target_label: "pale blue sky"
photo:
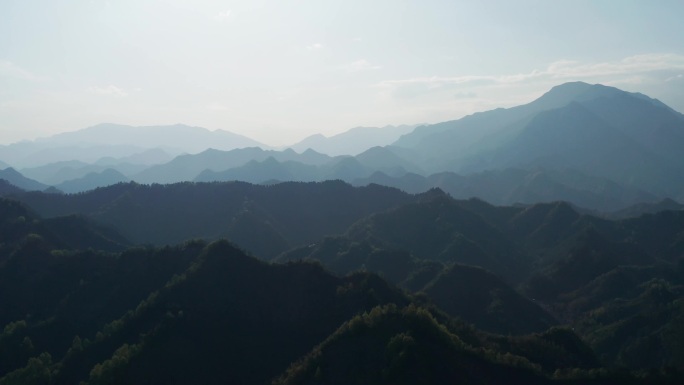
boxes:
[2,0,684,145]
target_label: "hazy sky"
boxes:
[2,0,684,146]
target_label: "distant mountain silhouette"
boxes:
[0,142,155,169]
[41,123,266,153]
[195,157,320,184]
[354,146,423,175]
[354,168,659,211]
[0,168,52,191]
[607,198,684,219]
[22,160,147,186]
[288,124,419,156]
[193,149,422,185]
[56,168,130,194]
[392,82,684,198]
[133,147,332,184]
[21,160,92,185]
[0,124,265,168]
[94,148,174,166]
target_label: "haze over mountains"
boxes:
[2,81,684,383]
[1,81,682,212]
[289,124,420,156]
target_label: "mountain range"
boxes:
[1,81,681,212]
[3,81,684,384]
[288,124,420,156]
[1,180,683,383]
[391,82,684,197]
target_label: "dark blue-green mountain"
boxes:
[0,168,52,192]
[353,168,658,212]
[392,82,684,198]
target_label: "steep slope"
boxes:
[422,264,558,334]
[274,305,609,385]
[275,236,438,288]
[0,179,24,196]
[346,192,528,282]
[0,234,618,385]
[461,102,679,195]
[0,168,51,192]
[391,82,612,164]
[354,146,424,176]
[33,240,411,385]
[276,236,557,335]
[0,197,130,261]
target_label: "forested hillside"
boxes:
[1,181,683,383]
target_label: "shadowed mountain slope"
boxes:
[0,168,51,192]
[7,181,414,259]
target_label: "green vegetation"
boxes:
[1,180,683,384]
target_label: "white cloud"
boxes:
[378,53,684,98]
[666,74,684,82]
[545,54,684,79]
[213,10,232,22]
[0,60,42,81]
[306,43,324,50]
[347,59,381,72]
[88,85,128,97]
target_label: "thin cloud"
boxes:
[88,85,128,97]
[306,43,324,50]
[379,53,684,94]
[347,59,382,72]
[0,60,42,81]
[213,10,232,22]
[666,74,683,82]
[545,54,684,79]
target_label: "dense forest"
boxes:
[1,180,683,384]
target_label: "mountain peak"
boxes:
[531,82,623,111]
[535,81,667,112]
